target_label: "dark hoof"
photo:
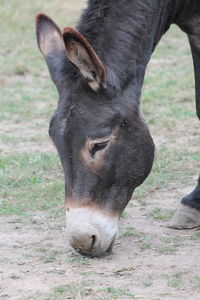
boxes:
[168,205,200,229]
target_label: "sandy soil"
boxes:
[0,146,200,300]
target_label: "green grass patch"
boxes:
[99,286,135,299]
[48,283,93,300]
[134,144,198,201]
[150,208,175,221]
[191,275,200,288]
[121,227,139,238]
[65,254,91,266]
[167,278,181,288]
[43,256,56,263]
[139,242,152,250]
[0,153,64,215]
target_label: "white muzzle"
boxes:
[66,207,118,257]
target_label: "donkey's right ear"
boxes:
[36,14,67,86]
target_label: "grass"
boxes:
[157,244,180,255]
[48,283,93,300]
[65,254,91,265]
[139,241,152,250]
[190,231,200,240]
[143,281,153,287]
[166,272,185,288]
[0,153,64,215]
[43,255,56,263]
[167,278,181,288]
[150,208,175,221]
[191,275,200,288]
[10,274,21,280]
[121,227,140,237]
[99,287,135,299]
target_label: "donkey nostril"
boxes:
[66,208,118,256]
[90,231,101,249]
[69,229,101,254]
[91,235,96,249]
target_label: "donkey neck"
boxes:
[77,0,181,96]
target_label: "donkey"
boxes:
[36,0,200,257]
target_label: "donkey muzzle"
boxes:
[66,206,118,257]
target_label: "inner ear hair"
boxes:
[63,27,105,90]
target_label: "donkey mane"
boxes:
[77,0,153,88]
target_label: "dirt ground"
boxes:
[0,132,200,300]
[1,188,200,300]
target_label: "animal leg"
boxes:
[168,28,200,229]
[169,176,200,229]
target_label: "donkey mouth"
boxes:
[73,233,117,258]
[105,233,116,253]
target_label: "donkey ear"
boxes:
[36,14,67,86]
[63,27,105,91]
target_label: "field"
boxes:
[0,0,200,299]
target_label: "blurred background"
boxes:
[0,0,86,213]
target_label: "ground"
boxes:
[0,1,200,299]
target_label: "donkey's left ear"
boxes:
[63,27,105,91]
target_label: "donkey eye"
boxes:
[90,141,109,157]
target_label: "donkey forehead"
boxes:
[60,100,122,127]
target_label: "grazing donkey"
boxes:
[36,0,200,257]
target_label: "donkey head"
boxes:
[36,14,154,257]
